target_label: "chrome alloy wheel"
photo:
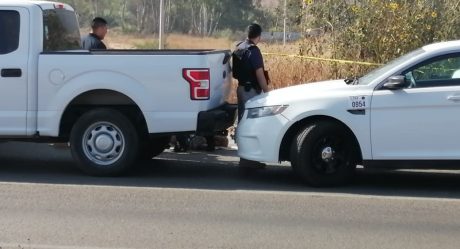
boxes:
[82,122,125,165]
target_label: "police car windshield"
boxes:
[358,48,425,85]
[43,9,81,51]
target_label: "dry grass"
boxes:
[104,30,234,50]
[165,34,235,50]
[260,41,335,89]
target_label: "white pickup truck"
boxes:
[0,1,236,175]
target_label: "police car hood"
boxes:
[246,79,354,107]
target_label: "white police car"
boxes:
[237,40,460,186]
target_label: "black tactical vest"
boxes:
[232,41,260,92]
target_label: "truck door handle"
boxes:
[447,95,460,102]
[1,68,22,78]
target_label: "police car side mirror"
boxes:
[383,76,407,90]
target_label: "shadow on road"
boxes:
[0,142,460,199]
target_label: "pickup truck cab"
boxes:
[0,1,235,175]
[237,40,460,186]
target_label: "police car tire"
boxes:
[70,108,139,176]
[290,121,358,187]
[139,136,170,160]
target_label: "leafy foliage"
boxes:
[297,0,460,63]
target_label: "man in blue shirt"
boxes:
[233,23,271,169]
[81,17,108,50]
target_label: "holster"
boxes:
[239,81,261,93]
[244,82,252,92]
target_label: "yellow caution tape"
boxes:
[262,52,383,66]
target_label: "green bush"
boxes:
[297,0,460,78]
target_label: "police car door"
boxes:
[371,53,460,161]
[0,8,28,135]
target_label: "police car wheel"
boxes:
[70,108,139,176]
[290,121,358,187]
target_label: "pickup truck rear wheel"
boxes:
[70,108,139,176]
[290,121,358,187]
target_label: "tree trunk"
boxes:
[121,0,127,30]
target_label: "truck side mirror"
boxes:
[383,76,407,90]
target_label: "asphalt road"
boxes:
[0,142,460,249]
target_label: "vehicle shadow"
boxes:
[0,142,460,199]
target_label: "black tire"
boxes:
[70,108,139,176]
[139,136,170,160]
[290,121,359,187]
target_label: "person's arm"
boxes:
[256,68,270,93]
[250,47,270,93]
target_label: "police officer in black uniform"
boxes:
[233,23,270,122]
[81,17,108,50]
[233,23,270,169]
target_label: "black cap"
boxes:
[247,23,262,39]
[91,17,108,29]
